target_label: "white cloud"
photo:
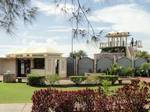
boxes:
[26,38,100,57]
[89,4,150,33]
[48,26,72,32]
[33,0,74,16]
[143,0,150,3]
[93,0,140,3]
[93,0,106,3]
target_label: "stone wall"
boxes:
[66,57,148,75]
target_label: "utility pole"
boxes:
[131,37,135,77]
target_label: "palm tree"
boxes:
[70,50,87,59]
[0,0,37,33]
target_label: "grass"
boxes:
[0,82,122,103]
[0,82,42,103]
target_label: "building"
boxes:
[0,47,67,77]
[94,32,142,61]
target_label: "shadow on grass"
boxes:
[28,83,126,88]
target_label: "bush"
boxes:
[27,74,46,86]
[140,63,150,77]
[101,80,111,93]
[69,76,87,85]
[85,74,118,85]
[109,64,122,75]
[32,81,150,112]
[119,67,134,77]
[85,74,100,84]
[109,64,134,77]
[98,75,118,85]
[46,74,60,85]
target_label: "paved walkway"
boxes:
[0,103,32,112]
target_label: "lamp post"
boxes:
[131,38,135,77]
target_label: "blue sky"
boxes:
[0,0,150,57]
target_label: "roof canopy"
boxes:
[106,32,130,38]
[7,47,62,58]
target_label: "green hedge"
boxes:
[46,74,61,85]
[86,74,118,85]
[97,75,118,84]
[27,74,46,86]
[69,76,87,85]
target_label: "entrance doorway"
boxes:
[55,59,59,75]
[17,59,31,77]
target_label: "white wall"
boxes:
[0,58,16,75]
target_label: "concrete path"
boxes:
[0,103,32,112]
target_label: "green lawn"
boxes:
[0,82,122,103]
[0,83,42,103]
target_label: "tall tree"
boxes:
[70,50,87,59]
[54,0,103,52]
[0,0,37,33]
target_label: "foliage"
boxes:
[0,0,37,33]
[85,74,102,84]
[27,74,46,86]
[110,64,133,76]
[114,80,150,112]
[32,80,150,112]
[139,63,150,77]
[109,64,122,75]
[70,50,87,59]
[101,80,111,94]
[46,74,61,85]
[141,63,150,70]
[97,75,118,85]
[102,47,126,53]
[85,74,118,85]
[119,67,134,76]
[0,82,122,103]
[54,0,103,45]
[69,76,87,85]
[136,51,150,58]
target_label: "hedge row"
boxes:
[27,74,46,86]
[32,80,150,112]
[69,75,118,85]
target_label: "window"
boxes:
[33,58,45,69]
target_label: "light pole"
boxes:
[131,38,135,77]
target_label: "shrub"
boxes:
[97,75,118,85]
[101,80,111,93]
[119,67,134,77]
[46,74,60,85]
[32,81,150,112]
[85,74,118,85]
[32,88,96,112]
[113,80,150,112]
[140,63,150,77]
[109,64,122,75]
[69,76,87,85]
[27,74,46,86]
[85,74,100,84]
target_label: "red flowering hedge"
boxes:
[32,80,150,112]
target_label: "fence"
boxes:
[66,57,147,76]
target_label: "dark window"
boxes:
[33,58,45,69]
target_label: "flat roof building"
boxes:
[0,47,66,77]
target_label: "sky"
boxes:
[0,0,150,57]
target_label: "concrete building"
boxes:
[0,47,67,77]
[94,32,142,60]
